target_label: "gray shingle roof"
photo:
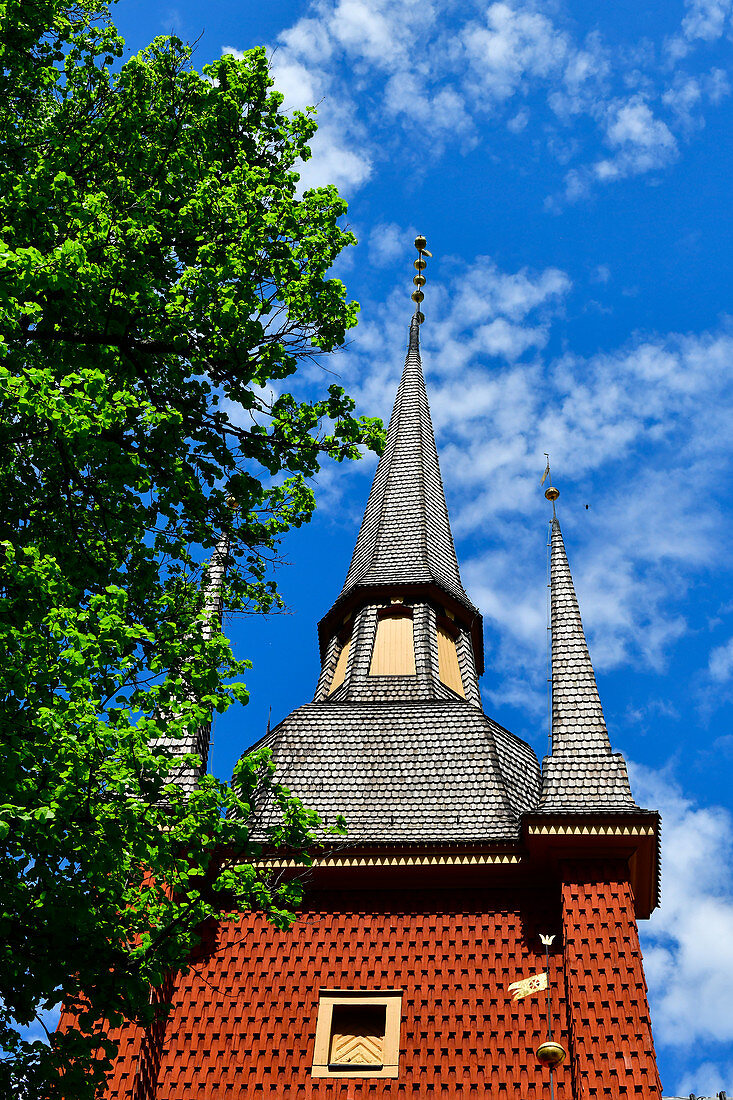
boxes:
[253,700,541,843]
[336,316,476,614]
[539,516,637,812]
[236,319,648,837]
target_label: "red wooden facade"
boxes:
[88,860,660,1099]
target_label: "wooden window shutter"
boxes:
[329,637,351,693]
[312,990,402,1079]
[437,623,465,696]
[369,613,416,676]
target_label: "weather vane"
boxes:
[412,234,432,324]
[541,453,560,513]
[507,932,567,1099]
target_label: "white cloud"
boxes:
[368,222,415,268]
[706,66,731,103]
[462,2,570,105]
[326,0,430,71]
[383,71,473,138]
[662,75,704,129]
[507,107,529,132]
[709,637,733,681]
[296,125,373,192]
[595,96,678,180]
[224,0,731,208]
[663,68,731,130]
[677,1059,733,1096]
[682,0,732,45]
[632,763,733,1093]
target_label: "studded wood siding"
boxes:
[97,887,573,1100]
[561,860,662,1098]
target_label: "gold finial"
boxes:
[412,234,432,324]
[536,1040,567,1067]
[540,453,559,505]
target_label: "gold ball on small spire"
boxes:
[411,289,424,303]
[545,486,560,502]
[414,234,427,251]
[536,1040,566,1067]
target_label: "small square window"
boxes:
[312,990,402,1078]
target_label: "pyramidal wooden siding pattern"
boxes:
[99,888,573,1099]
[561,861,663,1098]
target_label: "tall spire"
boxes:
[539,497,637,812]
[335,315,475,614]
[317,237,483,689]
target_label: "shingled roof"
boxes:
[240,313,648,842]
[254,701,541,843]
[335,316,476,615]
[241,315,542,844]
[538,515,638,812]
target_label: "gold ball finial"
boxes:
[414,234,427,251]
[545,485,560,502]
[536,1040,566,1067]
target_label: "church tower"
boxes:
[100,254,662,1099]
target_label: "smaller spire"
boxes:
[150,518,232,793]
[539,479,637,812]
[548,513,610,755]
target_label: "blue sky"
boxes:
[112,1,733,1094]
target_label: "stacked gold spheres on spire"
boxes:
[412,234,432,324]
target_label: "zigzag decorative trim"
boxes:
[255,852,524,869]
[527,824,655,837]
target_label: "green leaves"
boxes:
[0,2,382,1096]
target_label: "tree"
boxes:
[0,1,383,1094]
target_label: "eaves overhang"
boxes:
[317,581,485,676]
[223,816,660,913]
[522,810,661,920]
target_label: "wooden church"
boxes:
[99,258,662,1098]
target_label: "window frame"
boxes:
[311,989,402,1079]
